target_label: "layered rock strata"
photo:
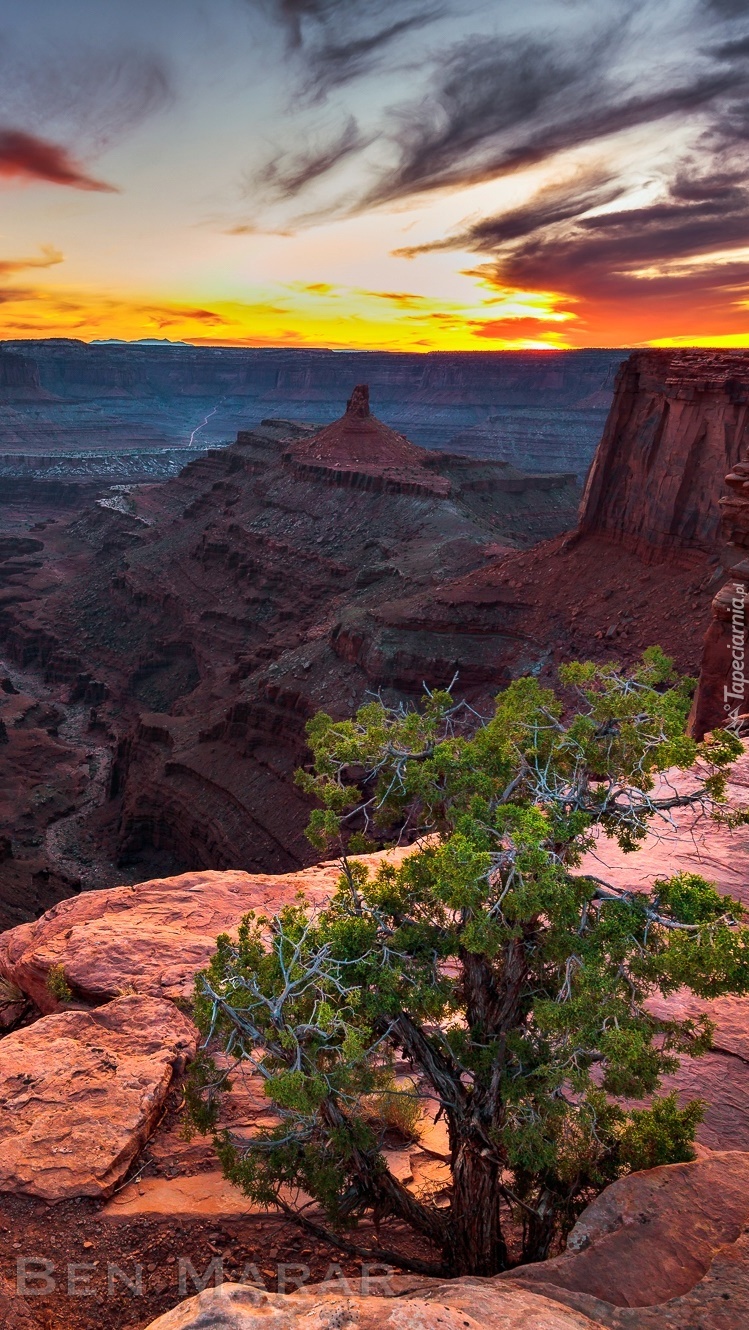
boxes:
[0,389,580,897]
[2,355,745,904]
[579,349,749,559]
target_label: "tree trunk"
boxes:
[447,1134,508,1275]
[521,1187,557,1264]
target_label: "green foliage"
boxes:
[46,963,72,1004]
[618,1093,704,1173]
[182,1050,226,1139]
[190,652,749,1275]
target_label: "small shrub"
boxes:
[46,964,72,1004]
[361,1074,422,1142]
[0,976,25,1008]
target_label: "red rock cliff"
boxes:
[579,349,749,558]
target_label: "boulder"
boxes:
[141,1280,606,1330]
[0,850,412,1012]
[0,994,196,1201]
[505,1151,749,1323]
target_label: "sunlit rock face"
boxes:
[0,995,196,1201]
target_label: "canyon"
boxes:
[1,345,749,1329]
[0,383,583,923]
[0,343,620,488]
[2,349,748,924]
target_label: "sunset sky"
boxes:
[2,0,749,350]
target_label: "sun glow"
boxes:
[0,271,581,351]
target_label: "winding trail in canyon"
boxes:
[187,397,225,447]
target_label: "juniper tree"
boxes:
[190,648,749,1276]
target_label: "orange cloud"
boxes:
[470,316,572,341]
[0,245,63,276]
[358,290,427,308]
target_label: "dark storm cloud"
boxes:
[452,164,749,308]
[256,115,370,200]
[301,11,443,102]
[359,32,749,208]
[257,0,341,48]
[0,129,117,191]
[256,0,418,46]
[236,0,749,336]
[252,29,591,208]
[710,33,749,56]
[398,163,749,263]
[705,0,749,16]
[252,13,749,216]
[250,0,442,100]
[395,170,623,256]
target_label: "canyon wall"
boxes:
[0,343,623,484]
[0,402,584,908]
[0,350,44,399]
[579,349,749,558]
[1,341,621,405]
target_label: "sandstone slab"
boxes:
[577,752,749,1152]
[579,747,749,906]
[653,1048,749,1150]
[648,988,749,1061]
[0,994,196,1201]
[631,988,749,1150]
[505,1151,749,1310]
[142,1279,606,1330]
[103,1171,255,1219]
[0,849,413,1013]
